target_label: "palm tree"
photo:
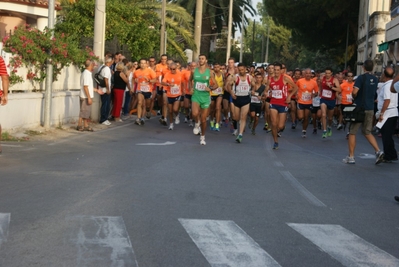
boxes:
[133,0,196,58]
[176,0,256,56]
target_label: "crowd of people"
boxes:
[78,53,399,164]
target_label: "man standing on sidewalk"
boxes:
[342,59,384,164]
[0,55,9,154]
[98,56,114,125]
[77,60,96,132]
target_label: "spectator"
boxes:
[98,56,114,125]
[111,62,130,122]
[77,59,95,131]
[0,56,9,154]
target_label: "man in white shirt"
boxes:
[377,67,398,162]
[98,56,114,125]
[77,60,96,131]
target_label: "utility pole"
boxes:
[160,0,166,55]
[239,7,245,63]
[43,0,55,128]
[92,0,106,122]
[264,24,270,63]
[225,0,233,64]
[251,20,255,64]
[193,0,203,60]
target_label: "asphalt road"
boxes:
[0,116,398,267]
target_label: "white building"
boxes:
[380,0,399,71]
[357,0,390,75]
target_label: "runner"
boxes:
[296,68,319,137]
[226,63,254,143]
[319,67,341,138]
[249,72,266,135]
[223,58,236,127]
[133,58,157,125]
[267,63,298,149]
[209,62,224,132]
[183,62,197,126]
[162,62,184,130]
[155,54,169,124]
[263,64,274,132]
[337,71,354,132]
[190,54,217,145]
[289,67,301,129]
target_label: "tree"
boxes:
[262,0,359,67]
[176,0,256,56]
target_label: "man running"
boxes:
[267,63,298,149]
[296,68,319,137]
[190,54,217,145]
[226,63,254,143]
[249,72,266,135]
[183,62,197,126]
[156,54,169,124]
[223,58,236,127]
[134,58,157,125]
[209,62,224,131]
[319,67,341,138]
[162,62,183,130]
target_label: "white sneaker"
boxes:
[232,129,238,136]
[102,120,111,125]
[175,116,180,125]
[169,123,174,130]
[188,120,193,127]
[193,123,201,135]
[200,136,206,145]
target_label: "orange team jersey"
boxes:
[296,78,319,105]
[181,69,192,95]
[134,68,156,93]
[163,72,183,97]
[340,81,354,105]
[155,63,169,85]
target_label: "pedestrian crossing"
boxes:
[1,214,398,266]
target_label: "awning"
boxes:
[378,42,389,52]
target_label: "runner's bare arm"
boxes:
[332,78,341,92]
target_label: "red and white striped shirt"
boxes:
[0,56,8,76]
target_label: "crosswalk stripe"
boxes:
[179,219,282,267]
[67,216,139,267]
[0,213,10,247]
[288,223,399,267]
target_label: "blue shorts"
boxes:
[270,104,288,113]
[233,96,251,108]
[168,96,181,104]
[185,94,192,100]
[320,98,336,110]
[211,95,222,101]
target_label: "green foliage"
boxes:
[2,25,98,86]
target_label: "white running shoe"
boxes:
[102,120,111,125]
[188,120,193,127]
[169,123,174,130]
[232,129,238,136]
[175,116,180,125]
[200,136,206,145]
[193,123,201,135]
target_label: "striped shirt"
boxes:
[0,56,8,76]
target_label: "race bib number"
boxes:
[213,87,223,94]
[251,96,261,103]
[171,85,180,95]
[140,82,150,92]
[195,82,207,91]
[312,96,321,106]
[346,94,353,102]
[272,90,283,99]
[236,85,250,94]
[301,92,311,101]
[322,89,332,98]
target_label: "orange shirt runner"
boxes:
[340,81,354,105]
[134,68,156,93]
[296,78,319,105]
[162,71,183,98]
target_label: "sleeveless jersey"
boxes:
[251,84,266,104]
[320,76,336,100]
[269,75,288,106]
[211,73,224,96]
[193,68,210,93]
[234,74,251,96]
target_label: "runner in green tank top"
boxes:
[190,54,217,145]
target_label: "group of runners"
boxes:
[121,54,357,148]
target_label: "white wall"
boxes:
[0,91,80,130]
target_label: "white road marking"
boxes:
[279,171,326,207]
[179,219,281,267]
[67,216,138,267]
[0,213,10,247]
[136,141,176,146]
[288,223,399,267]
[1,144,22,147]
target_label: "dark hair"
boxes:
[274,62,282,69]
[364,59,374,72]
[139,58,147,63]
[237,63,246,68]
[199,54,207,59]
[325,67,333,72]
[213,62,220,66]
[228,57,235,62]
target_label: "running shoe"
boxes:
[317,121,322,129]
[266,128,272,133]
[236,134,242,143]
[140,118,145,125]
[193,124,201,135]
[224,118,229,127]
[102,120,111,126]
[210,121,215,131]
[291,123,296,129]
[168,123,174,130]
[312,128,317,135]
[215,123,220,132]
[184,117,188,123]
[375,151,385,165]
[342,156,355,164]
[232,129,238,136]
[135,119,141,126]
[277,131,282,137]
[200,135,206,145]
[322,131,327,138]
[337,124,343,130]
[327,127,332,137]
[175,116,180,125]
[302,130,306,138]
[251,128,256,135]
[248,120,254,130]
[273,142,279,150]
[146,112,151,119]
[263,123,268,130]
[188,120,194,127]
